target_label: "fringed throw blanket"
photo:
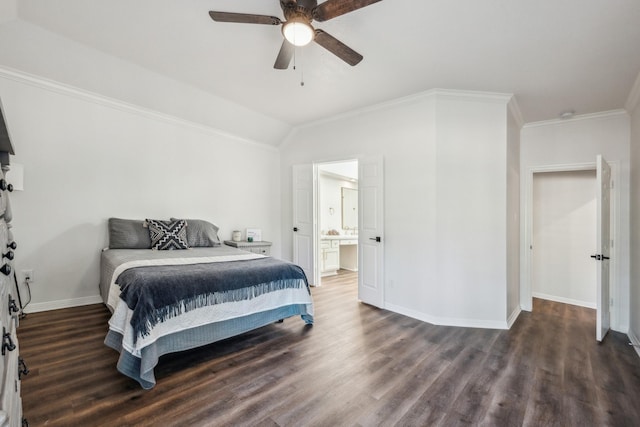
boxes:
[103,247,314,389]
[117,257,311,344]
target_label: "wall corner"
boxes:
[625,71,640,113]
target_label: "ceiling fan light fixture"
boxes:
[282,18,314,46]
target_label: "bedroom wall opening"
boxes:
[532,170,598,309]
[316,160,359,289]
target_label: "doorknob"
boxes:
[293,227,299,232]
[369,236,381,242]
[591,254,601,260]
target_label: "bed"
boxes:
[100,218,314,389]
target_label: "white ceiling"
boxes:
[11,0,640,130]
[318,160,358,181]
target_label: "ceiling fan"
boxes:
[209,0,382,69]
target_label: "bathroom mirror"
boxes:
[341,187,358,230]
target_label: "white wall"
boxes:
[521,111,630,331]
[629,78,640,348]
[532,171,597,308]
[282,93,437,319]
[432,95,510,325]
[281,90,517,328]
[0,20,290,145]
[318,172,357,235]
[0,72,281,311]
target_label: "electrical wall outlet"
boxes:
[22,269,34,283]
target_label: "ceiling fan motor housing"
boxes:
[281,0,315,22]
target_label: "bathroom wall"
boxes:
[318,171,357,235]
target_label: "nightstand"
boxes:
[224,240,272,256]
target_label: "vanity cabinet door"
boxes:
[320,239,340,275]
[324,248,340,272]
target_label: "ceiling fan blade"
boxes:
[274,40,295,69]
[314,29,363,66]
[313,0,382,22]
[209,11,281,25]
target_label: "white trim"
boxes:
[0,66,278,152]
[532,292,597,309]
[24,295,103,313]
[527,162,597,173]
[610,161,621,331]
[628,328,640,359]
[521,161,622,330]
[522,109,628,129]
[507,306,522,328]
[384,302,510,330]
[312,163,321,286]
[625,71,640,112]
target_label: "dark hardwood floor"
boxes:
[18,270,640,426]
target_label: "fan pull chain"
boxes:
[291,47,304,87]
[299,47,305,87]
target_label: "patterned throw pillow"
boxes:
[146,219,189,250]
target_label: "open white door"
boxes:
[292,164,315,284]
[358,156,384,307]
[595,155,611,342]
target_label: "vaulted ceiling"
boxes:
[2,0,640,145]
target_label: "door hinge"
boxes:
[610,298,614,306]
[611,180,614,189]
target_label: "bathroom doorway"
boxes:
[316,160,359,287]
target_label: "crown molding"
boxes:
[522,109,628,129]
[0,66,278,152]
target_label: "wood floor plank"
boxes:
[17,271,640,426]
[356,351,452,426]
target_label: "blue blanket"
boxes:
[117,257,310,342]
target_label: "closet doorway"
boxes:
[315,160,359,287]
[524,158,617,341]
[532,170,597,308]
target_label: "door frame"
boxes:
[521,161,619,326]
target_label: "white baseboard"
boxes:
[24,295,103,313]
[384,302,509,330]
[628,329,640,359]
[532,292,596,309]
[507,306,522,328]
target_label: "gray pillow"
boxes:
[108,218,152,249]
[171,218,221,247]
